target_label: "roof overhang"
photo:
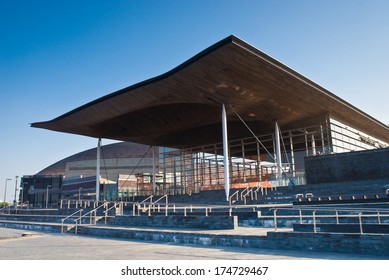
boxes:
[31,35,389,148]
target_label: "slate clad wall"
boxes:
[305,148,389,184]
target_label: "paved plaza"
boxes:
[0,227,385,260]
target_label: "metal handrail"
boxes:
[295,206,389,214]
[152,195,168,205]
[74,202,108,224]
[61,209,83,234]
[240,187,249,200]
[139,195,153,205]
[103,202,123,224]
[229,190,239,205]
[70,202,108,234]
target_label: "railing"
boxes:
[152,195,168,205]
[61,209,84,234]
[0,205,11,214]
[240,187,249,201]
[269,206,389,234]
[60,199,96,209]
[139,195,153,206]
[242,188,254,205]
[103,202,124,224]
[229,190,239,205]
[71,203,109,234]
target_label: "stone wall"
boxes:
[305,148,389,184]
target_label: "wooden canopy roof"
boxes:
[31,35,389,148]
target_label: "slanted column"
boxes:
[96,138,101,201]
[152,146,156,195]
[222,104,230,201]
[275,121,282,188]
[311,134,316,155]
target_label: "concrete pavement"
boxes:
[0,227,385,260]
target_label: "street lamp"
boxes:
[3,179,11,204]
[13,176,18,209]
[45,185,52,209]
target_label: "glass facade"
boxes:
[329,118,388,153]
[154,116,333,195]
[20,116,389,204]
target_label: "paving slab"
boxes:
[0,227,385,260]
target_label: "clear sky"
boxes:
[1,0,389,202]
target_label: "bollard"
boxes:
[68,200,71,209]
[165,205,168,216]
[190,205,193,213]
[205,208,208,217]
[158,204,160,213]
[229,207,232,217]
[132,204,136,216]
[359,212,363,234]
[148,205,151,216]
[60,200,63,209]
[377,210,381,224]
[173,204,176,213]
[184,207,187,217]
[336,211,339,224]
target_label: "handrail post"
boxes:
[158,204,160,212]
[165,205,168,216]
[359,212,363,234]
[148,205,151,216]
[173,204,176,213]
[132,203,136,216]
[60,200,63,209]
[313,210,317,234]
[67,200,70,209]
[299,208,302,224]
[229,207,232,217]
[190,205,193,213]
[274,209,277,232]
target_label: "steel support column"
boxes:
[275,121,282,188]
[222,104,230,201]
[96,138,101,201]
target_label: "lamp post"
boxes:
[45,185,52,209]
[13,176,18,209]
[3,179,11,204]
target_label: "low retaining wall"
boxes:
[0,220,63,233]
[1,220,388,257]
[294,223,389,234]
[108,215,237,229]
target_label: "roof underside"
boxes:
[31,35,389,149]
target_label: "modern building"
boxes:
[31,35,389,201]
[20,142,158,206]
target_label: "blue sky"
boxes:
[1,0,389,202]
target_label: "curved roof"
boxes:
[31,35,389,148]
[37,142,152,176]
